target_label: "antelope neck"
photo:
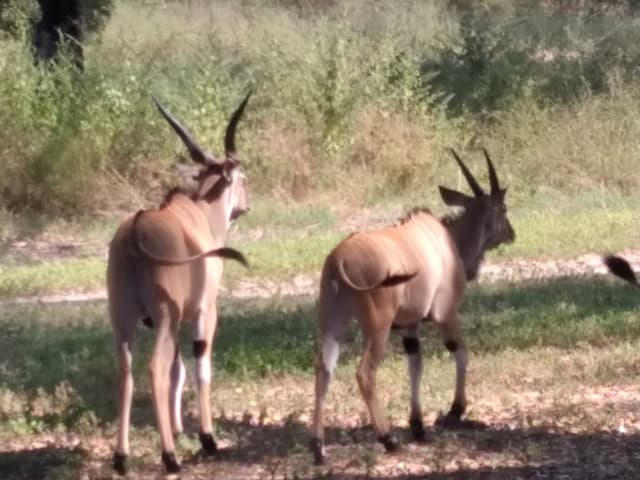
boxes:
[196,199,229,246]
[442,210,486,281]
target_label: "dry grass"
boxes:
[2,343,639,479]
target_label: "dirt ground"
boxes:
[2,383,640,479]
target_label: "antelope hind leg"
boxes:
[310,319,347,464]
[356,330,399,452]
[113,337,134,475]
[169,346,186,435]
[149,323,181,473]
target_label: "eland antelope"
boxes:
[310,148,515,463]
[107,91,252,474]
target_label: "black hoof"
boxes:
[435,411,463,429]
[309,437,325,465]
[378,433,400,452]
[448,402,465,419]
[409,418,426,441]
[199,431,218,455]
[161,451,181,474]
[113,452,127,475]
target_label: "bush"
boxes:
[1,0,640,214]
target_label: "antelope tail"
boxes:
[130,210,248,267]
[137,242,248,267]
[336,259,416,291]
[603,255,639,288]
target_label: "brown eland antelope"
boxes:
[107,91,252,475]
[604,255,640,288]
[310,148,515,463]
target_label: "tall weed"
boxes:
[1,0,640,214]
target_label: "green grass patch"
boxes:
[235,201,337,234]
[1,191,639,298]
[496,192,640,258]
[0,275,638,434]
[0,258,106,298]
[225,231,342,283]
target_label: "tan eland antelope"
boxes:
[107,91,252,475]
[310,148,515,463]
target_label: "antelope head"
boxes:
[154,91,252,230]
[439,148,515,279]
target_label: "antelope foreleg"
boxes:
[403,326,425,440]
[356,330,398,452]
[113,339,134,475]
[439,317,468,421]
[149,324,181,473]
[169,347,186,435]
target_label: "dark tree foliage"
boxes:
[34,0,83,68]
[0,0,113,68]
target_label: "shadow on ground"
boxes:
[0,446,85,480]
[0,274,637,432]
[189,417,640,479]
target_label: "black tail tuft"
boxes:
[214,247,249,268]
[603,255,637,285]
[381,271,418,287]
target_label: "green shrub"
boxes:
[1,0,640,214]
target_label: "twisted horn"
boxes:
[483,148,500,194]
[446,147,484,197]
[224,90,252,158]
[153,97,216,166]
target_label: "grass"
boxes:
[0,258,106,298]
[2,1,640,213]
[0,275,639,477]
[1,275,638,427]
[493,191,640,258]
[0,191,638,298]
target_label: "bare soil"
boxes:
[1,383,639,479]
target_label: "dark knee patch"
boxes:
[402,337,420,355]
[193,340,207,358]
[444,340,458,353]
[142,316,153,329]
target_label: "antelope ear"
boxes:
[439,186,473,207]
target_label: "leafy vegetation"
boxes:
[2,2,640,477]
[0,0,639,213]
[0,191,637,298]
